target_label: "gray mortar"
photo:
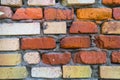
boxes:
[0,0,120,80]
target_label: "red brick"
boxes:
[69,21,98,34]
[44,8,74,20]
[60,36,90,49]
[0,6,13,19]
[42,52,71,65]
[102,0,120,6]
[74,51,107,64]
[77,8,112,20]
[21,38,56,50]
[113,8,120,20]
[95,35,120,49]
[12,8,43,20]
[112,51,120,63]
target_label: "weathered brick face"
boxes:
[0,0,120,80]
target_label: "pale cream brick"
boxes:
[0,23,40,36]
[0,53,21,66]
[100,66,120,79]
[0,67,28,79]
[62,0,95,6]
[63,66,92,78]
[0,38,19,51]
[43,22,66,34]
[24,52,40,64]
[1,0,22,7]
[31,67,62,78]
[28,0,55,6]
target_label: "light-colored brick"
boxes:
[102,21,120,34]
[63,66,91,78]
[28,0,55,6]
[1,0,22,7]
[24,52,40,64]
[0,53,21,66]
[100,66,120,79]
[0,38,19,51]
[0,23,40,36]
[0,67,28,79]
[43,22,66,34]
[31,67,62,78]
[62,0,95,6]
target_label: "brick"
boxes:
[74,51,107,64]
[62,0,95,6]
[100,66,120,79]
[28,0,55,6]
[12,8,43,20]
[1,0,22,7]
[112,51,120,63]
[102,21,120,34]
[0,53,21,66]
[102,0,120,6]
[0,6,13,19]
[44,8,74,20]
[113,8,120,20]
[60,36,90,49]
[0,38,19,51]
[63,66,91,78]
[0,23,40,36]
[77,8,112,20]
[24,52,40,64]
[43,22,66,34]
[42,52,71,65]
[0,67,28,79]
[31,67,62,78]
[21,37,56,50]
[69,21,98,34]
[95,35,120,49]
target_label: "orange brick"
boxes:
[102,0,120,6]
[12,8,43,20]
[77,8,112,20]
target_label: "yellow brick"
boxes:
[100,66,120,79]
[63,66,91,78]
[0,53,21,66]
[0,67,28,79]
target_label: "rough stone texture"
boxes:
[0,38,19,51]
[28,0,55,6]
[12,8,43,20]
[74,51,107,64]
[102,21,120,34]
[42,52,71,65]
[0,6,13,19]
[102,0,120,6]
[63,66,91,78]
[0,23,40,36]
[1,0,22,7]
[100,66,120,79]
[21,38,56,50]
[113,8,120,20]
[77,8,112,20]
[112,51,120,63]
[69,21,98,34]
[31,67,62,78]
[24,52,40,64]
[43,22,67,34]
[60,36,90,49]
[0,67,28,79]
[95,35,120,49]
[62,0,95,6]
[0,53,21,66]
[44,8,74,20]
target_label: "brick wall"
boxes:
[0,0,120,80]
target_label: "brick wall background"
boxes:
[0,0,120,80]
